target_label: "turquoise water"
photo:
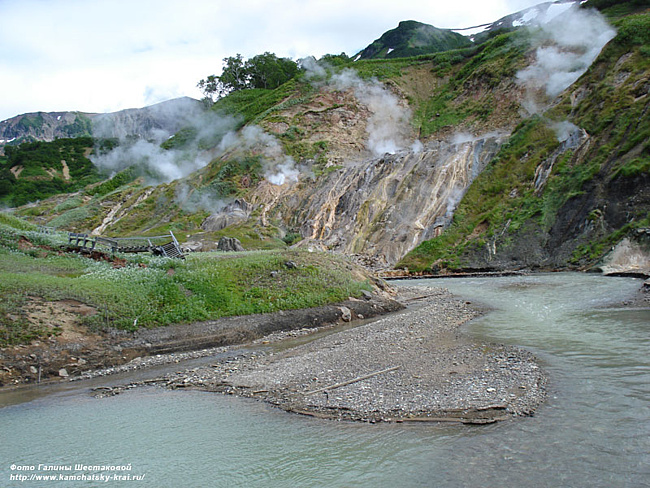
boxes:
[1,273,649,487]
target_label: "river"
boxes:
[1,273,648,487]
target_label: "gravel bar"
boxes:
[96,286,547,424]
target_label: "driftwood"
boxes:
[303,366,400,396]
[402,294,438,303]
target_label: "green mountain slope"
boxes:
[355,20,472,60]
[0,137,101,207]
[7,2,648,275]
[398,7,650,273]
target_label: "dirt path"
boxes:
[61,160,70,180]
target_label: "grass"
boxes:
[398,12,650,273]
[407,32,528,136]
[211,80,313,126]
[0,214,371,346]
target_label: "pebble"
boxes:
[103,286,548,423]
[87,286,548,424]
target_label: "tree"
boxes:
[246,52,299,90]
[318,53,351,67]
[220,54,249,92]
[198,52,299,101]
[198,54,247,101]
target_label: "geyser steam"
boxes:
[516,4,616,114]
[91,108,239,185]
[218,125,300,186]
[330,69,412,157]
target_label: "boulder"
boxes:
[217,237,245,252]
[339,306,352,322]
[182,241,203,253]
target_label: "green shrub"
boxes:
[0,222,371,344]
[85,167,137,197]
[615,13,650,46]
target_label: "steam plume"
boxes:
[91,108,239,185]
[516,4,616,114]
[174,182,230,214]
[219,125,300,186]
[330,69,412,156]
[551,120,581,143]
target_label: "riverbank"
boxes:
[93,286,548,424]
[0,293,402,388]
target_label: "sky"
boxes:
[0,0,542,122]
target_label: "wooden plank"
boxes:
[303,366,400,396]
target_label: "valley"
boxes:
[0,0,648,400]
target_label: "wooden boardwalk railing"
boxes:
[68,231,184,259]
[37,225,56,235]
[68,232,97,251]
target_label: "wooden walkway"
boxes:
[68,231,184,259]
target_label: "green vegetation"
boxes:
[48,203,102,231]
[410,31,528,136]
[85,167,138,198]
[16,113,44,131]
[556,13,650,179]
[0,137,102,207]
[399,11,650,272]
[198,52,300,101]
[583,0,650,18]
[356,20,472,60]
[398,118,558,270]
[160,127,199,150]
[195,155,264,199]
[0,214,370,346]
[61,113,93,138]
[5,7,647,280]
[211,79,314,126]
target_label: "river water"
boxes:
[1,273,648,487]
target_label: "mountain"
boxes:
[0,97,207,206]
[465,0,580,43]
[0,111,93,150]
[353,1,584,60]
[399,1,650,273]
[0,97,203,153]
[8,0,650,276]
[89,97,205,140]
[354,20,472,60]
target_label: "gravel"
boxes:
[95,286,547,424]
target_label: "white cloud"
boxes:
[0,0,541,120]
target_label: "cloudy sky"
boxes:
[0,0,541,121]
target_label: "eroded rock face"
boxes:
[598,236,650,276]
[258,133,506,267]
[202,198,253,232]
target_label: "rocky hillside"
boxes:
[399,1,650,273]
[0,97,203,154]
[9,0,650,276]
[0,112,93,151]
